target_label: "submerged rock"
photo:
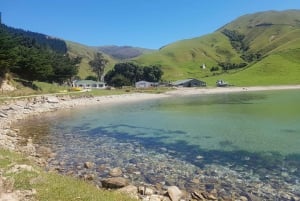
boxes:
[84,162,94,169]
[109,167,123,177]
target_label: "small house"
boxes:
[135,80,158,88]
[73,80,106,89]
[171,78,206,87]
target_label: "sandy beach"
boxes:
[166,84,300,96]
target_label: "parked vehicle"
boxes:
[216,80,228,87]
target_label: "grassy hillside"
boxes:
[132,10,300,86]
[133,32,243,81]
[66,10,300,86]
[95,45,155,60]
[203,49,300,86]
[66,41,117,79]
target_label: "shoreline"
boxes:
[1,85,300,200]
[166,84,300,96]
[2,84,300,151]
[0,92,168,151]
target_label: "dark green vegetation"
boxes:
[133,10,300,86]
[0,149,137,201]
[0,24,80,85]
[105,62,163,87]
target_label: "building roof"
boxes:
[136,80,152,84]
[74,80,105,85]
[171,78,205,85]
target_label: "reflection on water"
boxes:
[15,90,300,199]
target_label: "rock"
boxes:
[0,111,8,118]
[191,178,200,184]
[22,139,36,155]
[118,185,139,199]
[205,183,214,191]
[242,193,260,201]
[83,173,95,181]
[138,186,155,196]
[239,196,248,201]
[84,161,94,169]
[109,167,123,177]
[167,186,183,201]
[191,191,205,200]
[2,177,14,193]
[101,177,129,189]
[6,131,17,137]
[46,96,60,103]
[147,194,171,201]
[207,194,217,200]
[37,146,53,158]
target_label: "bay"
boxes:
[16,89,300,198]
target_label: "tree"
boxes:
[85,75,97,81]
[1,24,79,85]
[89,52,108,81]
[104,62,164,87]
[51,53,80,84]
[0,27,17,79]
[110,74,131,87]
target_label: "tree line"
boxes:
[83,52,164,87]
[0,24,80,84]
[3,24,67,54]
[104,62,163,87]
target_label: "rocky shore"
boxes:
[1,88,300,201]
[0,93,169,201]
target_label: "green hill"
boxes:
[66,41,117,79]
[94,45,155,60]
[66,10,300,86]
[132,10,300,85]
[133,32,243,81]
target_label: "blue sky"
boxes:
[1,0,300,49]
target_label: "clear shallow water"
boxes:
[16,89,300,198]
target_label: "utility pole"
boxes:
[0,12,2,24]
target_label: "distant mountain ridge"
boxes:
[94,45,155,60]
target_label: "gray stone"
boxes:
[46,96,60,103]
[109,167,123,177]
[138,186,155,196]
[118,185,139,199]
[84,162,94,169]
[101,177,129,189]
[167,186,183,201]
[239,196,248,201]
[37,146,53,158]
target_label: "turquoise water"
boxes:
[51,89,300,155]
[17,89,300,195]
